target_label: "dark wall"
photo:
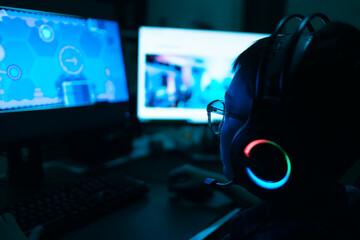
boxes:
[1,0,116,20]
[243,0,286,33]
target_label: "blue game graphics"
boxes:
[0,8,129,111]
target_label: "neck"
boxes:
[266,183,347,219]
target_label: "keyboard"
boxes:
[2,171,148,238]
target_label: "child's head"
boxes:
[216,20,360,199]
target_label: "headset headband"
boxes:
[281,13,330,99]
[255,13,329,102]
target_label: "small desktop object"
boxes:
[137,26,268,123]
[0,6,130,185]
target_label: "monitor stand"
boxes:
[6,144,44,187]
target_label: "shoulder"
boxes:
[229,186,360,240]
[345,184,360,207]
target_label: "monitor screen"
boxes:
[0,6,130,143]
[137,26,268,123]
[0,7,128,111]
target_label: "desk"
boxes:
[1,151,236,240]
[58,153,235,240]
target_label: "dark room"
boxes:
[0,0,359,239]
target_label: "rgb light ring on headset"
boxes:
[244,139,291,189]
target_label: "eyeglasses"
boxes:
[206,100,247,135]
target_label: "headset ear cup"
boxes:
[230,120,292,192]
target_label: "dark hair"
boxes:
[231,37,269,99]
[231,21,360,186]
[292,22,360,183]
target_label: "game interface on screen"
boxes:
[0,8,128,112]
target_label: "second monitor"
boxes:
[137,27,268,123]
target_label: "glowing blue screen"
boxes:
[0,8,129,111]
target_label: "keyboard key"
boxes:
[1,172,148,238]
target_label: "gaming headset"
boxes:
[223,14,331,194]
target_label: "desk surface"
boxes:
[59,183,233,240]
[1,151,235,240]
[59,153,234,240]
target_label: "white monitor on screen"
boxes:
[137,26,268,123]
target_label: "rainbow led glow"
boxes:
[244,139,291,189]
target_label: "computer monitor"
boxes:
[137,26,268,123]
[0,6,129,140]
[0,5,131,185]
